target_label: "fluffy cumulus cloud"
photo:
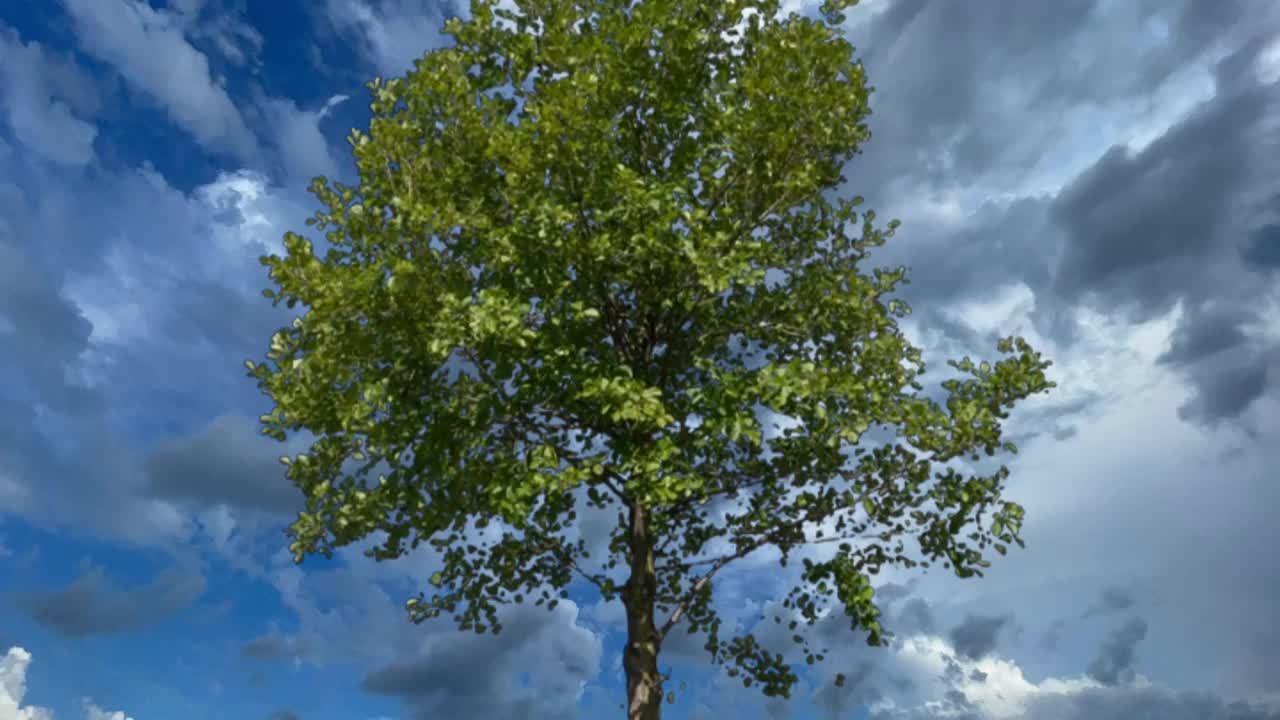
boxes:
[741,590,1280,720]
[1,0,1279,718]
[0,648,133,720]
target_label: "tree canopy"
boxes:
[246,0,1055,717]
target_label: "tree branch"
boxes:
[657,536,766,640]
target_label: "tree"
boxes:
[246,0,1055,717]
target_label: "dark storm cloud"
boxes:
[947,614,1010,660]
[843,0,1263,204]
[1043,37,1280,424]
[1087,617,1149,686]
[144,414,301,515]
[362,602,601,720]
[833,0,1280,432]
[1242,223,1280,270]
[1049,81,1268,318]
[1175,358,1271,426]
[1158,306,1254,368]
[846,0,1102,186]
[16,563,206,638]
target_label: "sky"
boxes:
[0,0,1279,719]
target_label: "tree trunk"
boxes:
[622,501,664,720]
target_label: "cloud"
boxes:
[1020,684,1280,720]
[58,0,260,162]
[0,647,135,720]
[80,700,134,720]
[833,0,1280,433]
[1243,222,1280,271]
[1087,618,1149,687]
[362,601,601,720]
[1042,38,1280,425]
[320,0,454,77]
[0,28,99,167]
[948,615,1010,661]
[1082,587,1137,619]
[0,158,308,545]
[1048,67,1265,317]
[17,563,206,638]
[797,614,1280,720]
[167,0,265,67]
[241,630,307,662]
[0,220,97,413]
[257,94,347,184]
[0,647,53,720]
[144,414,303,516]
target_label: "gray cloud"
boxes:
[894,598,937,638]
[241,631,306,661]
[1158,305,1254,368]
[875,684,1280,720]
[1024,685,1280,720]
[144,414,301,516]
[947,614,1010,661]
[1040,619,1065,651]
[1049,74,1269,318]
[1044,38,1280,425]
[835,0,1280,432]
[362,602,602,720]
[1083,587,1137,619]
[0,218,97,413]
[1243,223,1280,270]
[814,661,879,720]
[16,563,206,638]
[1087,617,1149,686]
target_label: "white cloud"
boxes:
[0,648,53,720]
[866,633,1098,719]
[58,0,259,162]
[0,29,98,167]
[62,167,303,349]
[168,0,264,67]
[1259,34,1280,85]
[1,648,135,720]
[260,95,348,184]
[323,0,452,77]
[80,700,134,720]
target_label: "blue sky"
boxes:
[1,1,1279,719]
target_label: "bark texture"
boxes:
[622,501,664,720]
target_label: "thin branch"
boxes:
[526,530,613,594]
[658,536,767,640]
